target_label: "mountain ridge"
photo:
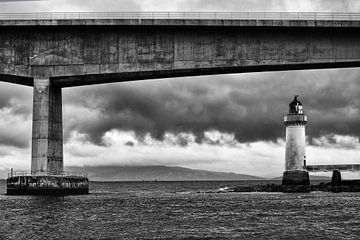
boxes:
[66,165,265,181]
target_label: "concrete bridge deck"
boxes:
[2,12,360,88]
[0,12,360,27]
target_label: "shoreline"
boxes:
[222,180,360,193]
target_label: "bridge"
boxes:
[1,12,360,177]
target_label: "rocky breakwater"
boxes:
[229,170,360,193]
[311,170,360,193]
[233,184,282,192]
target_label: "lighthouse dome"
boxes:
[289,95,303,114]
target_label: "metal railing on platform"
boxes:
[0,12,359,21]
[8,171,88,178]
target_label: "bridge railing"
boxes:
[0,12,359,21]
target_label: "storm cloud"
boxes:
[0,83,32,148]
[62,68,360,146]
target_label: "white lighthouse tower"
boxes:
[282,95,310,192]
[285,95,307,170]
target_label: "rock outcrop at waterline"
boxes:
[220,180,360,193]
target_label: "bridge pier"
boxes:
[6,79,89,195]
[31,79,63,175]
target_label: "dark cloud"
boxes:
[125,141,135,147]
[1,68,360,149]
[0,83,32,148]
[0,83,32,115]
[311,134,359,149]
[63,68,360,146]
[0,134,28,148]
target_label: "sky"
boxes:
[1,0,360,178]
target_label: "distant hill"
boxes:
[66,165,264,181]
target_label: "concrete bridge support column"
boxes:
[31,79,63,175]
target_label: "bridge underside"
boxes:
[0,74,33,86]
[4,61,360,88]
[52,61,360,87]
[2,23,360,85]
[0,19,360,174]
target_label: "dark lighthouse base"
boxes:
[281,170,310,193]
[6,174,89,195]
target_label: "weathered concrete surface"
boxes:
[31,79,63,175]
[7,175,89,195]
[284,115,307,171]
[285,126,306,170]
[0,21,360,87]
[282,170,310,193]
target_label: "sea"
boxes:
[0,180,360,240]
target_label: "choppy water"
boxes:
[0,180,360,239]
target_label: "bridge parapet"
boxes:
[0,12,360,21]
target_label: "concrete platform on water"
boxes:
[6,173,89,195]
[281,170,310,193]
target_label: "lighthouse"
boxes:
[282,95,310,192]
